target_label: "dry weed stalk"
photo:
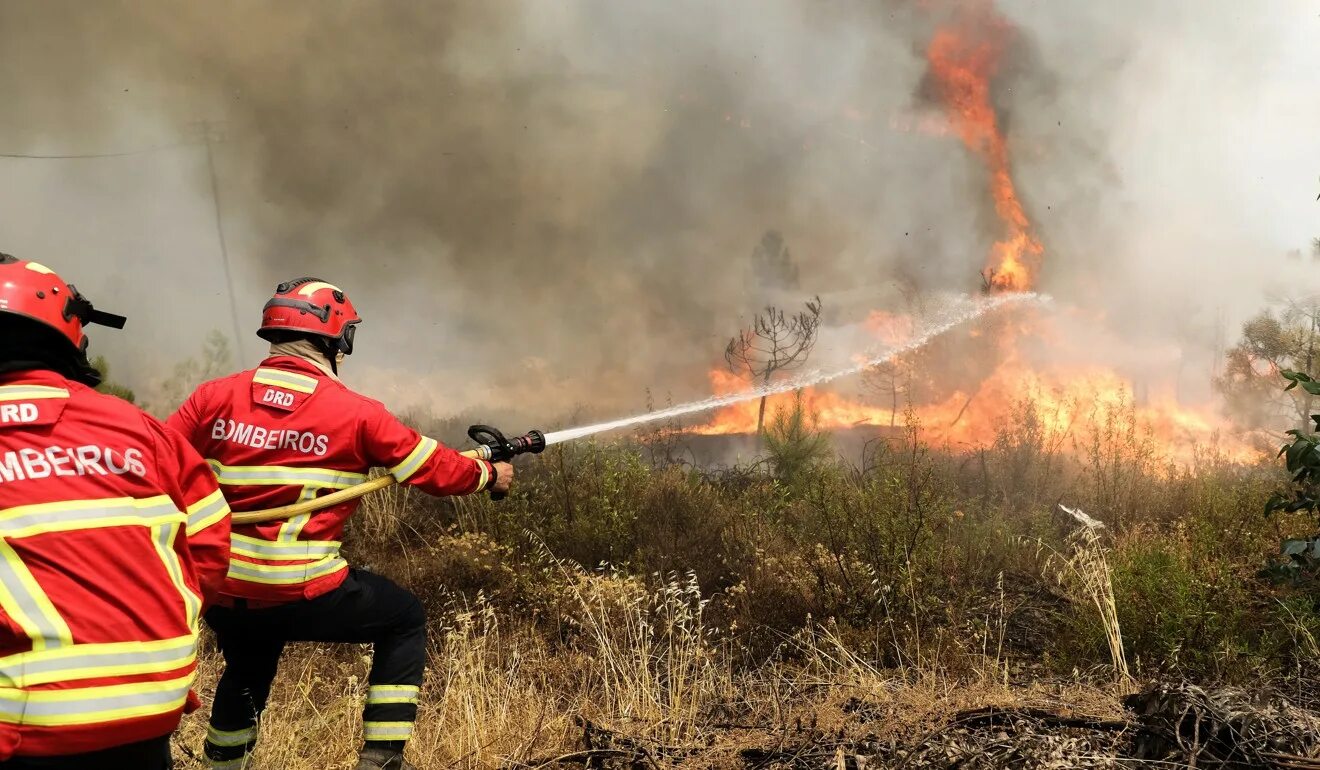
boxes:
[354,468,415,546]
[412,596,567,766]
[566,567,728,746]
[1033,505,1131,685]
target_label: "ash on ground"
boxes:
[556,683,1320,770]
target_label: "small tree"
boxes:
[725,296,822,436]
[1216,298,1320,434]
[91,356,136,403]
[154,330,234,414]
[863,357,912,428]
[751,230,799,291]
[763,391,831,485]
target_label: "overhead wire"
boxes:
[0,136,246,356]
[0,142,195,159]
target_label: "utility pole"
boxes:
[192,119,246,362]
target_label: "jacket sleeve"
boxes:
[147,416,231,606]
[165,382,210,445]
[358,402,495,497]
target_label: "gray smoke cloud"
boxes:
[1,0,1316,423]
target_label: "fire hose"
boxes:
[230,425,547,525]
[225,296,1036,526]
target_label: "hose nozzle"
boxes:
[466,425,545,501]
[466,425,547,463]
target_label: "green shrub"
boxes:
[341,391,1311,687]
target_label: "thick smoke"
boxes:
[1,1,1316,422]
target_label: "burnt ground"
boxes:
[533,684,1320,770]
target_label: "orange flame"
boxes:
[693,361,1257,464]
[688,0,1259,466]
[925,0,1042,291]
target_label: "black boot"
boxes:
[355,746,417,770]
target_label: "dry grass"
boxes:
[171,570,1125,770]
[160,395,1316,767]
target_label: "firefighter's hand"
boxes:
[492,461,514,494]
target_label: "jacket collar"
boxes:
[258,355,336,381]
[0,368,77,389]
[265,340,341,382]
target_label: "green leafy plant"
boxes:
[1264,370,1320,518]
[1261,370,1320,584]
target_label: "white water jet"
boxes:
[542,292,1048,446]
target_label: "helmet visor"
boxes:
[340,322,358,356]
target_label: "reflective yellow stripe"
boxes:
[475,459,491,491]
[253,368,318,395]
[277,491,316,550]
[151,521,202,634]
[186,489,230,536]
[390,437,438,482]
[0,674,193,726]
[367,684,420,705]
[0,496,182,539]
[0,385,69,402]
[0,539,72,651]
[208,461,366,489]
[0,636,197,688]
[363,721,414,741]
[230,533,341,562]
[207,724,258,747]
[226,556,348,586]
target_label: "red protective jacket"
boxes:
[166,356,494,604]
[0,370,231,759]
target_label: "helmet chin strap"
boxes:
[315,337,347,376]
[311,337,338,375]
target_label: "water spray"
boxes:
[542,291,1044,445]
[232,292,1044,524]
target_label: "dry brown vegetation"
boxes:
[172,398,1320,768]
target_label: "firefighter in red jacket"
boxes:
[167,277,512,770]
[0,255,232,769]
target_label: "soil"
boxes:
[538,684,1320,770]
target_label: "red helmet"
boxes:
[0,254,126,352]
[258,277,362,355]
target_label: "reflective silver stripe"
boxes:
[187,491,230,535]
[205,758,251,770]
[208,461,366,489]
[0,497,181,538]
[0,636,196,687]
[0,540,70,649]
[475,460,491,491]
[367,684,420,704]
[363,721,414,741]
[0,386,68,401]
[390,437,438,482]
[0,675,193,726]
[226,556,348,585]
[207,724,258,747]
[230,534,340,561]
[152,522,202,632]
[253,368,318,394]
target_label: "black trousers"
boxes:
[0,735,172,770]
[203,569,427,765]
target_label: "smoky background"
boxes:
[0,0,1315,424]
